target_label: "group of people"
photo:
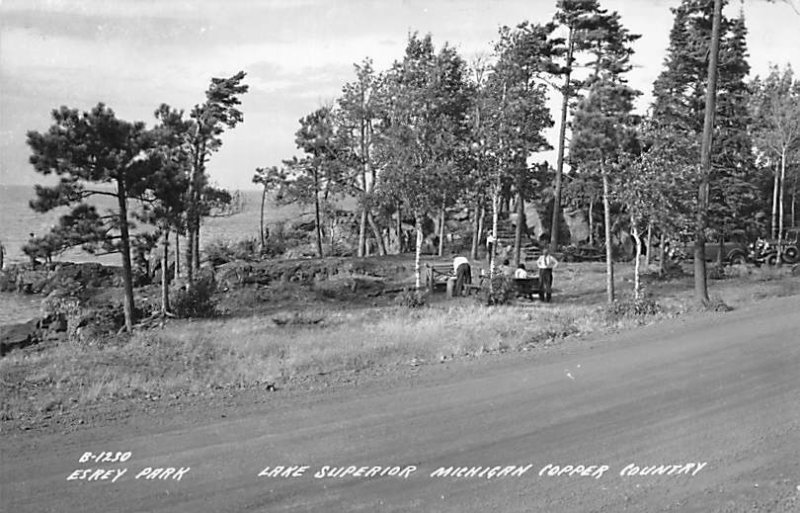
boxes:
[451,246,558,302]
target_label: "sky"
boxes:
[1,0,799,190]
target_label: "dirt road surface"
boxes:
[3,296,799,512]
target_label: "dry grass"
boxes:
[2,261,798,422]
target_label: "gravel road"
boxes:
[2,296,799,512]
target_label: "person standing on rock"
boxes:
[536,248,559,303]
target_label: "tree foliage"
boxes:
[26,103,161,330]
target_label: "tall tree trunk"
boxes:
[358,208,368,258]
[186,221,195,284]
[186,174,195,284]
[116,181,135,332]
[772,161,780,239]
[778,149,786,264]
[192,178,201,274]
[659,233,667,277]
[602,170,615,304]
[358,95,370,258]
[188,141,205,282]
[588,198,594,246]
[367,212,386,256]
[471,203,481,260]
[550,26,575,253]
[792,170,797,228]
[193,225,200,271]
[493,82,506,285]
[631,217,642,300]
[694,0,722,307]
[161,227,170,315]
[438,199,446,257]
[174,234,180,281]
[514,191,524,267]
[414,214,423,290]
[490,185,500,286]
[645,221,653,267]
[313,168,324,258]
[329,215,336,256]
[477,205,486,260]
[259,185,266,251]
[395,204,403,254]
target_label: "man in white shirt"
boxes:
[486,232,496,262]
[514,263,528,279]
[452,255,471,296]
[536,248,559,302]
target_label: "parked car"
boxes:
[750,234,800,266]
[769,228,800,264]
[702,240,749,265]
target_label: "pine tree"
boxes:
[487,21,557,270]
[185,72,248,283]
[27,104,160,331]
[568,8,641,303]
[652,0,758,303]
[289,106,350,258]
[548,0,639,252]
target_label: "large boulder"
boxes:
[523,203,546,238]
[563,207,590,244]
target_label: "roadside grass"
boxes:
[1,262,798,423]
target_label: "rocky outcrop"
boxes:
[216,256,412,290]
[0,262,123,295]
[563,208,589,244]
[0,314,68,357]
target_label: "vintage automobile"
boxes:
[749,231,800,266]
[701,240,749,265]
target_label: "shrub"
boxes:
[171,273,217,318]
[260,237,286,258]
[606,296,661,322]
[395,288,428,308]
[480,275,514,306]
[205,238,259,266]
[705,297,733,312]
[707,265,726,280]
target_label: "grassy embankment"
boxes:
[1,262,798,422]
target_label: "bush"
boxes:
[704,297,732,312]
[395,288,428,308]
[707,265,726,280]
[606,297,661,322]
[260,237,287,258]
[171,273,217,318]
[479,275,514,306]
[205,238,259,266]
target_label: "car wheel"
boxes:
[783,245,799,263]
[766,253,779,266]
[728,253,746,265]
